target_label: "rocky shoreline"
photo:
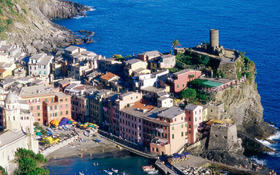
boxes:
[4,0,92,55]
[2,0,278,173]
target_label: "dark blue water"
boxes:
[52,0,280,173]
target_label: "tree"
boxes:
[171,40,181,53]
[180,88,197,103]
[15,148,49,175]
[113,54,124,61]
[198,55,209,65]
[0,166,7,175]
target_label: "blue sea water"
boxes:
[51,0,280,173]
[46,152,151,175]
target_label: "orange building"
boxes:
[19,85,72,125]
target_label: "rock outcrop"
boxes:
[212,79,276,154]
[3,0,90,55]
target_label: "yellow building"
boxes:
[0,62,16,79]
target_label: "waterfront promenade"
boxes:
[98,130,158,159]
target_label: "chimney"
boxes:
[210,29,219,49]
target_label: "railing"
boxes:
[98,130,158,159]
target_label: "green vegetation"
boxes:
[171,40,181,52]
[235,52,255,82]
[180,87,212,104]
[174,51,210,72]
[0,0,29,39]
[0,166,7,175]
[15,148,49,175]
[113,54,125,61]
[180,88,196,103]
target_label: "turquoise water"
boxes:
[51,0,280,173]
[46,152,151,175]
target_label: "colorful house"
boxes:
[169,69,202,93]
[185,104,203,144]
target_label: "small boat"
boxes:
[112,168,118,173]
[79,172,85,175]
[104,170,113,175]
[142,165,155,172]
[147,170,158,175]
[116,145,122,149]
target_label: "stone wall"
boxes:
[41,135,78,157]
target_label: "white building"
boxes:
[134,69,169,89]
[157,97,174,108]
[28,53,54,77]
[0,93,39,175]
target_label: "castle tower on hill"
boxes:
[210,29,219,50]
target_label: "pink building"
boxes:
[185,104,203,144]
[43,92,72,124]
[170,69,202,93]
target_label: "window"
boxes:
[65,98,68,101]
[55,105,57,110]
[30,106,33,110]
[172,134,174,139]
[37,105,40,110]
[181,132,184,136]
[38,113,40,117]
[182,84,184,87]
[189,125,191,128]
[172,127,174,130]
[60,112,63,115]
[51,98,54,102]
[181,124,183,128]
[185,132,188,136]
[177,85,179,88]
[185,123,187,127]
[66,111,68,115]
[45,99,47,102]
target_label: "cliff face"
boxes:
[1,0,89,54]
[213,79,276,154]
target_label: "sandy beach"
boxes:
[47,132,121,160]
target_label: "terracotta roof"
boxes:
[100,72,119,81]
[132,100,155,111]
[0,69,6,73]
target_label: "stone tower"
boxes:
[4,93,21,131]
[210,29,219,50]
[208,123,243,153]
